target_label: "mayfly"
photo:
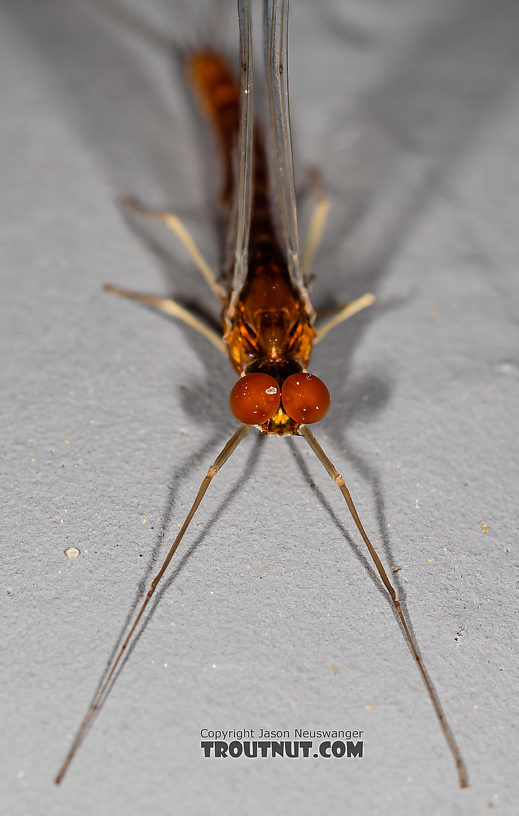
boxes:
[56,0,468,788]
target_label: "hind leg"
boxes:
[120,196,222,299]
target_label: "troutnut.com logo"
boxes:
[200,728,364,759]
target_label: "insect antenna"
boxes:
[299,424,469,789]
[55,423,250,785]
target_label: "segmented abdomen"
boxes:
[186,50,274,244]
[186,51,240,208]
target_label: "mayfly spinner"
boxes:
[56,0,468,788]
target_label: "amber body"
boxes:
[187,52,316,434]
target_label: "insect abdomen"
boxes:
[186,51,240,207]
[186,50,274,243]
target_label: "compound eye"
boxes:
[229,373,281,425]
[281,372,330,424]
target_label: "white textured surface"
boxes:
[2,0,518,813]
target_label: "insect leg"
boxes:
[299,425,469,789]
[104,284,226,355]
[302,182,330,281]
[314,293,375,344]
[55,423,251,785]
[120,195,223,298]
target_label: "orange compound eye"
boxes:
[281,372,330,424]
[229,373,281,425]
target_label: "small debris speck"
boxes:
[65,547,80,558]
[481,523,489,534]
[332,665,339,675]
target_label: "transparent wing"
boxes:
[264,0,313,314]
[226,0,254,316]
